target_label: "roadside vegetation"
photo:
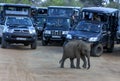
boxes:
[0,0,119,8]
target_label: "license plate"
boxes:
[52,36,61,38]
[16,38,26,40]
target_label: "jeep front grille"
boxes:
[51,30,62,36]
[13,29,29,33]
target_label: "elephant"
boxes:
[59,40,91,69]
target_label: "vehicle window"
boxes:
[48,8,73,17]
[83,12,108,22]
[36,17,46,27]
[38,9,47,15]
[6,17,32,26]
[75,21,101,33]
[46,18,70,28]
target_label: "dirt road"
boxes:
[0,41,120,81]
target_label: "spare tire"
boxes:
[91,44,103,57]
[106,41,114,53]
[31,41,37,49]
[1,37,7,48]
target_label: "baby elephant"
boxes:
[59,40,91,69]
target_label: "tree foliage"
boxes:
[0,0,31,4]
[80,0,103,7]
[41,0,83,7]
[1,0,119,9]
[106,2,120,9]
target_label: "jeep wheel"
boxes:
[1,37,7,48]
[60,42,64,46]
[106,41,114,53]
[91,44,103,57]
[31,41,37,49]
[63,41,68,46]
[24,43,29,46]
[0,37,1,44]
[42,40,47,46]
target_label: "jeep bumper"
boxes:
[3,33,37,43]
[43,34,66,42]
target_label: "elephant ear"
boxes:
[85,42,91,52]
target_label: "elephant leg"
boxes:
[76,57,81,69]
[60,58,66,68]
[81,55,87,69]
[70,58,75,68]
[86,54,90,69]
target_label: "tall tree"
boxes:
[42,0,82,7]
[80,0,103,7]
[109,0,114,2]
[0,0,31,4]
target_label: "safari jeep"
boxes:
[48,6,81,27]
[0,3,37,49]
[42,16,71,46]
[66,7,119,57]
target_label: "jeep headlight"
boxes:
[62,31,69,35]
[66,34,72,39]
[29,27,36,34]
[44,30,51,34]
[88,37,98,42]
[3,28,14,33]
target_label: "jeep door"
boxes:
[0,20,5,38]
[101,24,108,46]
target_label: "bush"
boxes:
[106,2,120,9]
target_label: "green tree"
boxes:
[42,0,66,6]
[80,0,103,7]
[106,2,120,9]
[42,0,82,7]
[0,0,31,4]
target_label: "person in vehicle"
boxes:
[93,13,101,21]
[71,9,79,25]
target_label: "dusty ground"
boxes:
[0,41,120,81]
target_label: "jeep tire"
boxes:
[42,40,48,46]
[0,37,1,44]
[24,43,29,46]
[91,44,103,57]
[106,41,114,53]
[31,41,37,49]
[1,37,7,48]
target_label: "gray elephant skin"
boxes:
[59,40,91,69]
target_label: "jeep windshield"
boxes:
[48,8,73,17]
[36,17,46,27]
[46,18,70,29]
[6,16,33,26]
[75,21,101,33]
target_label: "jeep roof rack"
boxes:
[82,7,118,14]
[0,3,30,7]
[0,3,31,16]
[48,6,75,9]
